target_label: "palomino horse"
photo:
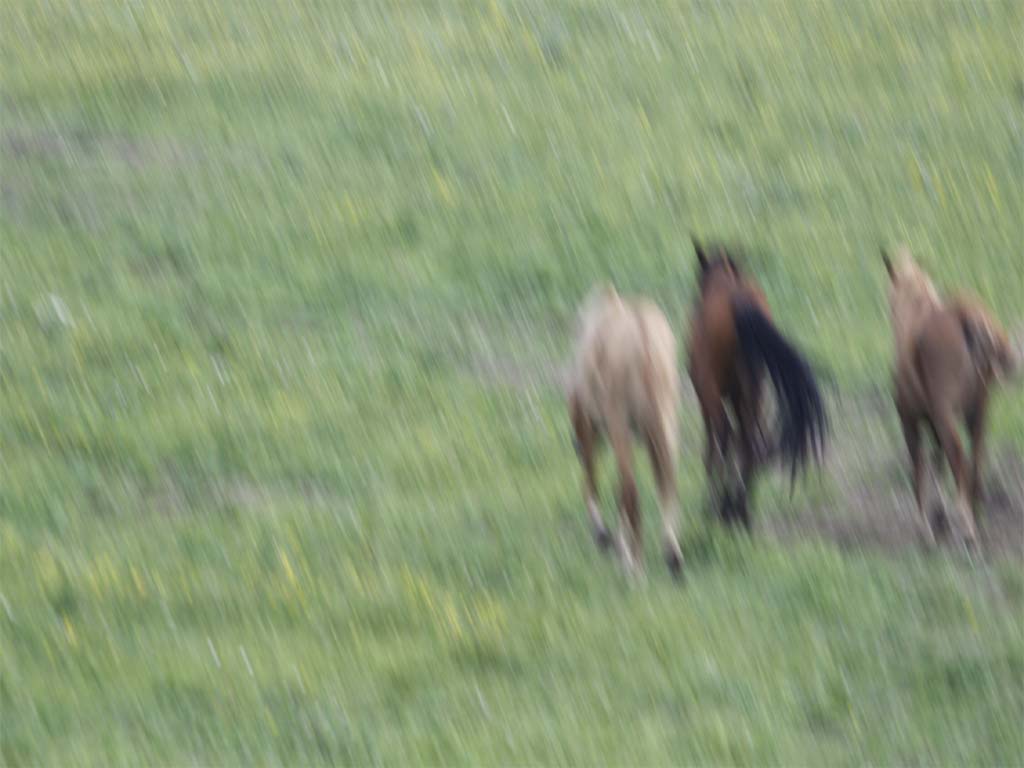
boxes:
[567,285,683,577]
[687,238,827,529]
[883,246,1019,548]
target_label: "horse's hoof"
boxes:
[665,548,683,579]
[930,504,949,538]
[627,566,647,584]
[962,531,979,554]
[734,498,751,532]
[620,557,644,582]
[718,491,735,524]
[595,527,613,551]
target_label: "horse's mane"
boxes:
[891,254,939,302]
[697,240,754,268]
[886,250,940,340]
[693,239,761,298]
[693,237,779,278]
[577,283,619,325]
[582,282,618,308]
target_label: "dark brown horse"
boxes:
[687,238,827,529]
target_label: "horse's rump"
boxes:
[891,274,1018,413]
[569,289,679,444]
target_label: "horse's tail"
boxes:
[955,303,1020,382]
[636,307,680,460]
[650,342,680,462]
[733,299,828,481]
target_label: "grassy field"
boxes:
[2,0,1023,764]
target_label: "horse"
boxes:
[567,285,683,578]
[882,246,1019,548]
[686,237,827,529]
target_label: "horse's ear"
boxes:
[881,249,894,281]
[692,236,708,271]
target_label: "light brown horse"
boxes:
[687,238,827,529]
[567,285,683,577]
[883,246,1019,547]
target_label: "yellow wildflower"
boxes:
[63,616,77,648]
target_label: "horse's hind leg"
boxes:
[933,407,977,547]
[735,413,756,531]
[648,429,682,578]
[966,393,989,505]
[571,394,611,550]
[899,409,934,548]
[700,396,732,524]
[609,417,642,575]
[733,376,764,531]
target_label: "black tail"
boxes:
[733,300,828,482]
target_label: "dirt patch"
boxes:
[216,477,354,515]
[2,125,203,233]
[2,126,199,170]
[762,389,1024,561]
[146,472,354,519]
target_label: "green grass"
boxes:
[2,0,1023,764]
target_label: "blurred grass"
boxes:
[2,0,1022,765]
